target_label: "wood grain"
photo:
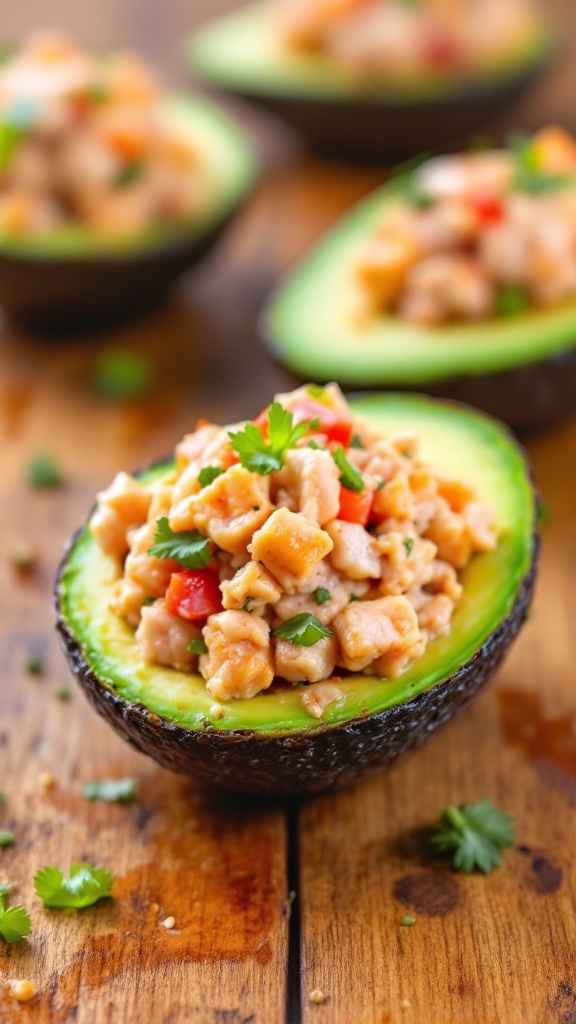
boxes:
[1,0,576,1021]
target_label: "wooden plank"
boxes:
[297,420,576,1024]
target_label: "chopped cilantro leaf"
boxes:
[148,517,212,569]
[306,384,325,398]
[34,863,114,909]
[401,916,416,926]
[243,597,255,612]
[314,587,331,606]
[93,348,153,402]
[404,538,414,556]
[333,445,364,492]
[229,402,310,475]
[27,454,64,490]
[273,614,333,647]
[431,798,514,874]
[25,655,44,675]
[307,439,324,451]
[495,285,529,318]
[114,162,144,188]
[0,904,31,943]
[198,466,225,488]
[0,831,15,848]
[537,501,550,527]
[83,778,137,804]
[350,434,364,449]
[54,687,72,702]
[510,131,571,195]
[142,596,155,607]
[188,638,208,655]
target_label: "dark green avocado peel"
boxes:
[55,394,538,796]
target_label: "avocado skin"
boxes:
[204,61,547,161]
[0,216,233,331]
[54,522,538,797]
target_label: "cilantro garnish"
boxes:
[0,831,15,848]
[198,466,225,488]
[34,863,114,909]
[228,402,310,475]
[188,638,208,655]
[307,439,324,451]
[148,518,212,569]
[510,132,571,195]
[431,799,514,874]
[25,655,44,675]
[388,153,434,208]
[83,778,137,804]
[0,903,31,943]
[114,162,144,188]
[495,285,529,318]
[306,384,325,398]
[93,349,153,402]
[273,614,333,647]
[404,538,414,556]
[242,597,255,612]
[27,454,64,490]
[333,446,364,493]
[142,596,155,607]
[54,687,72,702]
[314,587,331,605]
[350,434,364,450]
[401,915,416,926]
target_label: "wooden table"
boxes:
[1,2,576,1021]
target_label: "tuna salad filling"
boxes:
[0,30,208,239]
[357,127,576,325]
[274,0,541,81]
[90,384,497,718]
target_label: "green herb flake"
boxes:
[93,348,153,402]
[54,687,72,702]
[188,638,208,656]
[307,439,324,451]
[510,131,571,195]
[306,384,325,398]
[25,655,44,676]
[34,863,114,909]
[27,454,64,490]
[142,596,155,607]
[273,614,333,647]
[83,778,137,804]
[0,904,31,943]
[313,587,331,606]
[0,883,11,905]
[198,466,225,488]
[229,402,311,475]
[401,915,416,926]
[242,597,255,613]
[495,285,530,318]
[350,434,364,450]
[114,162,144,188]
[148,517,212,569]
[349,593,359,603]
[537,501,550,527]
[333,445,364,493]
[431,798,515,874]
[404,538,414,556]
[0,831,15,848]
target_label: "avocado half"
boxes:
[264,183,576,432]
[0,95,256,329]
[55,394,538,796]
[187,4,553,160]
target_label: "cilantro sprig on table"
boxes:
[148,517,212,569]
[228,402,311,475]
[83,778,137,804]
[34,863,114,909]
[273,614,333,647]
[431,799,514,874]
[0,884,30,944]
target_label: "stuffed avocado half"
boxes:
[187,3,553,159]
[56,392,537,796]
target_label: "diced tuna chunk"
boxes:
[135,598,202,672]
[418,594,455,640]
[371,471,415,521]
[200,610,274,700]
[377,532,436,596]
[274,562,369,625]
[91,471,151,557]
[273,447,340,525]
[169,465,272,555]
[334,595,423,672]
[220,560,282,613]
[109,577,149,628]
[325,519,381,580]
[425,496,473,569]
[249,507,333,593]
[300,681,344,719]
[274,634,338,684]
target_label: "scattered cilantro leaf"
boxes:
[401,915,416,926]
[306,384,325,398]
[273,614,333,647]
[114,162,144,188]
[0,883,11,906]
[0,831,15,848]
[229,402,310,475]
[333,445,364,493]
[431,799,514,874]
[404,538,414,556]
[83,778,137,804]
[537,501,550,527]
[0,904,31,943]
[188,638,208,655]
[198,466,225,488]
[314,587,331,606]
[25,655,44,675]
[388,153,434,208]
[27,454,64,490]
[242,597,255,612]
[148,517,212,569]
[142,596,155,607]
[350,434,364,450]
[54,687,72,702]
[510,131,571,195]
[307,439,324,451]
[93,349,153,402]
[495,285,530,318]
[34,863,114,909]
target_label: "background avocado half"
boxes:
[0,95,256,330]
[265,182,576,433]
[187,4,554,160]
[55,394,538,797]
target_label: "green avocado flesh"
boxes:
[58,394,534,735]
[267,184,576,383]
[188,3,552,102]
[0,94,256,258]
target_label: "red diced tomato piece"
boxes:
[422,31,460,68]
[470,194,504,225]
[338,485,372,525]
[165,570,222,621]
